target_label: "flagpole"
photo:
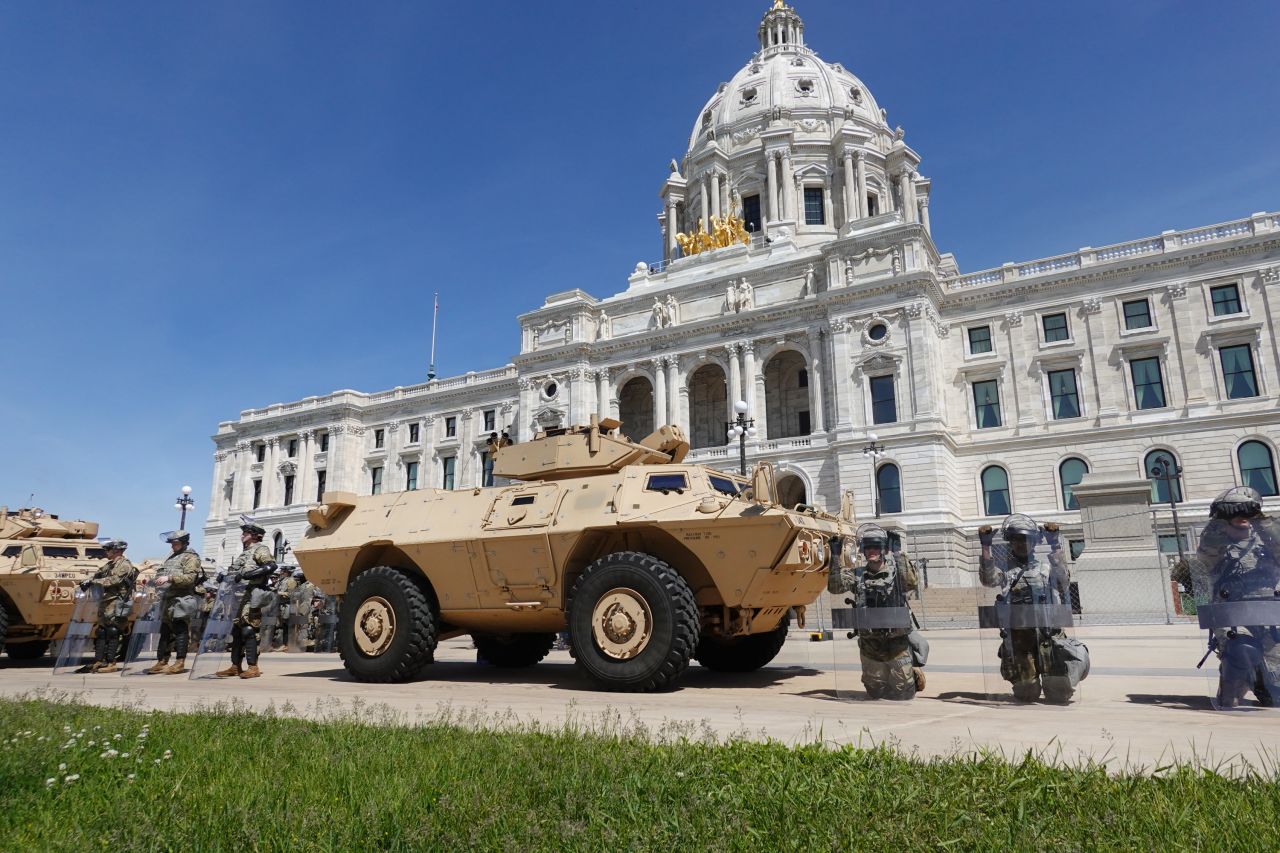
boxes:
[427,292,439,380]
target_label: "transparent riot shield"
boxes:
[1190,518,1280,712]
[53,586,101,674]
[313,597,339,653]
[121,588,164,677]
[832,565,918,701]
[977,517,1087,704]
[259,604,279,655]
[189,578,245,679]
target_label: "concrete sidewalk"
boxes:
[2,623,1274,774]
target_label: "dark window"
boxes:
[876,464,902,514]
[406,462,419,492]
[1158,534,1188,555]
[44,546,78,558]
[1048,369,1081,419]
[1145,450,1182,504]
[1130,357,1166,409]
[511,495,537,506]
[84,548,107,559]
[283,475,295,506]
[981,466,1011,516]
[1123,299,1152,330]
[1059,457,1088,511]
[442,457,456,490]
[273,532,286,562]
[973,380,1001,429]
[968,326,993,355]
[252,480,262,509]
[287,439,298,458]
[374,429,385,449]
[870,375,897,424]
[803,187,825,225]
[708,475,745,496]
[484,410,496,432]
[1069,540,1086,561]
[1220,345,1259,399]
[255,444,266,463]
[445,417,457,438]
[798,410,811,434]
[742,194,761,233]
[866,194,879,217]
[2,545,21,557]
[867,323,888,341]
[370,467,383,495]
[408,423,420,444]
[315,470,327,502]
[319,432,329,453]
[645,473,689,493]
[1211,284,1242,316]
[1238,441,1278,496]
[1042,312,1070,342]
[798,368,808,388]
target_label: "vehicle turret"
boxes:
[492,416,690,482]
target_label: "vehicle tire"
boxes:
[338,566,437,683]
[6,640,51,661]
[694,614,790,673]
[473,632,556,668]
[566,551,699,692]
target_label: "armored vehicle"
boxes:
[294,418,853,692]
[0,507,105,660]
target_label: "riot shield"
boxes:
[832,571,917,701]
[259,606,279,655]
[121,588,164,677]
[189,578,245,679]
[978,516,1087,704]
[53,586,101,675]
[1190,515,1280,712]
[313,597,339,653]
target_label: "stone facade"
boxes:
[204,4,1280,588]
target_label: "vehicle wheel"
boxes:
[694,614,790,673]
[473,632,556,668]
[566,551,699,692]
[6,640,51,661]
[338,567,437,683]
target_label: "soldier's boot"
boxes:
[163,658,188,675]
[95,662,120,674]
[913,667,926,692]
[1012,680,1042,703]
[146,657,170,675]
[239,665,262,679]
[215,664,242,678]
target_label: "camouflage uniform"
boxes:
[153,545,202,671]
[829,551,926,699]
[291,580,320,649]
[224,542,276,673]
[87,553,137,670]
[273,573,300,650]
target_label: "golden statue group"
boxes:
[675,206,752,258]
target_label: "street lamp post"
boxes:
[725,400,757,477]
[1149,457,1186,564]
[862,432,885,518]
[174,485,194,531]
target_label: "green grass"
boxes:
[0,695,1277,851]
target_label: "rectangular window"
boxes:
[1042,312,1070,343]
[442,457,456,490]
[803,187,825,225]
[646,473,689,493]
[1048,369,1081,419]
[1158,534,1188,555]
[252,479,262,509]
[870,375,897,424]
[742,194,761,233]
[798,410,811,434]
[1069,540,1085,561]
[408,423,420,444]
[798,368,808,388]
[370,466,383,495]
[708,475,745,496]
[1123,299,1152,330]
[968,326,993,355]
[374,429,385,449]
[1210,283,1242,316]
[315,470,327,502]
[445,417,457,438]
[1130,357,1166,409]
[1220,345,1259,399]
[866,194,879,217]
[483,410,496,432]
[287,439,298,458]
[405,462,419,492]
[511,495,537,506]
[283,475,295,506]
[972,380,1001,429]
[319,432,329,453]
[255,444,266,463]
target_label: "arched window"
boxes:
[981,466,1011,516]
[877,463,902,514]
[1144,449,1182,504]
[1238,441,1278,497]
[1059,458,1089,511]
[272,531,286,562]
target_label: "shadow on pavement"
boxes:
[1126,693,1218,712]
[934,691,1028,707]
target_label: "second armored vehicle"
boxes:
[294,418,851,692]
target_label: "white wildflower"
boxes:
[121,752,130,759]
[58,762,66,771]
[113,734,122,740]
[45,778,55,787]
[64,774,79,783]
[153,758,161,765]
[162,749,172,759]
[127,773,136,783]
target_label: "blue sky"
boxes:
[2,1,1277,558]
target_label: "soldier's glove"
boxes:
[79,580,92,591]
[1041,523,1060,546]
[978,525,994,547]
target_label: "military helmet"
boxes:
[162,530,190,543]
[856,523,888,551]
[1001,513,1041,544]
[240,522,266,537]
[293,568,305,579]
[1210,486,1263,520]
[101,539,127,551]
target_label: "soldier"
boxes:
[148,531,202,674]
[80,539,137,673]
[978,514,1088,703]
[215,522,276,679]
[272,567,300,651]
[290,571,321,649]
[828,523,927,699]
[1192,486,1280,708]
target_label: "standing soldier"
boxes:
[273,568,300,651]
[828,524,928,699]
[148,531,202,674]
[81,539,137,673]
[216,522,276,679]
[1192,487,1280,708]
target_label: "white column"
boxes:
[665,199,679,256]
[265,438,279,507]
[297,431,313,506]
[710,172,721,219]
[742,342,758,418]
[842,150,857,223]
[920,197,931,235]
[781,150,795,221]
[896,171,908,219]
[700,176,710,226]
[597,369,610,419]
[727,343,743,417]
[207,452,225,521]
[235,442,251,511]
[327,426,346,493]
[905,172,919,224]
[810,346,826,433]
[666,358,680,426]
[854,152,868,219]
[765,154,777,222]
[653,358,668,428]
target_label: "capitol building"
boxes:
[203,3,1279,596]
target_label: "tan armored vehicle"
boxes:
[0,507,105,660]
[295,418,853,692]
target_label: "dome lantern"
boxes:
[758,1,804,53]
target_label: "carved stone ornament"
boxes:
[277,460,297,475]
[1165,282,1187,299]
[1259,266,1280,284]
[1081,296,1103,315]
[906,302,923,319]
[861,314,892,347]
[854,352,899,378]
[731,123,764,144]
[1004,310,1024,328]
[534,406,565,428]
